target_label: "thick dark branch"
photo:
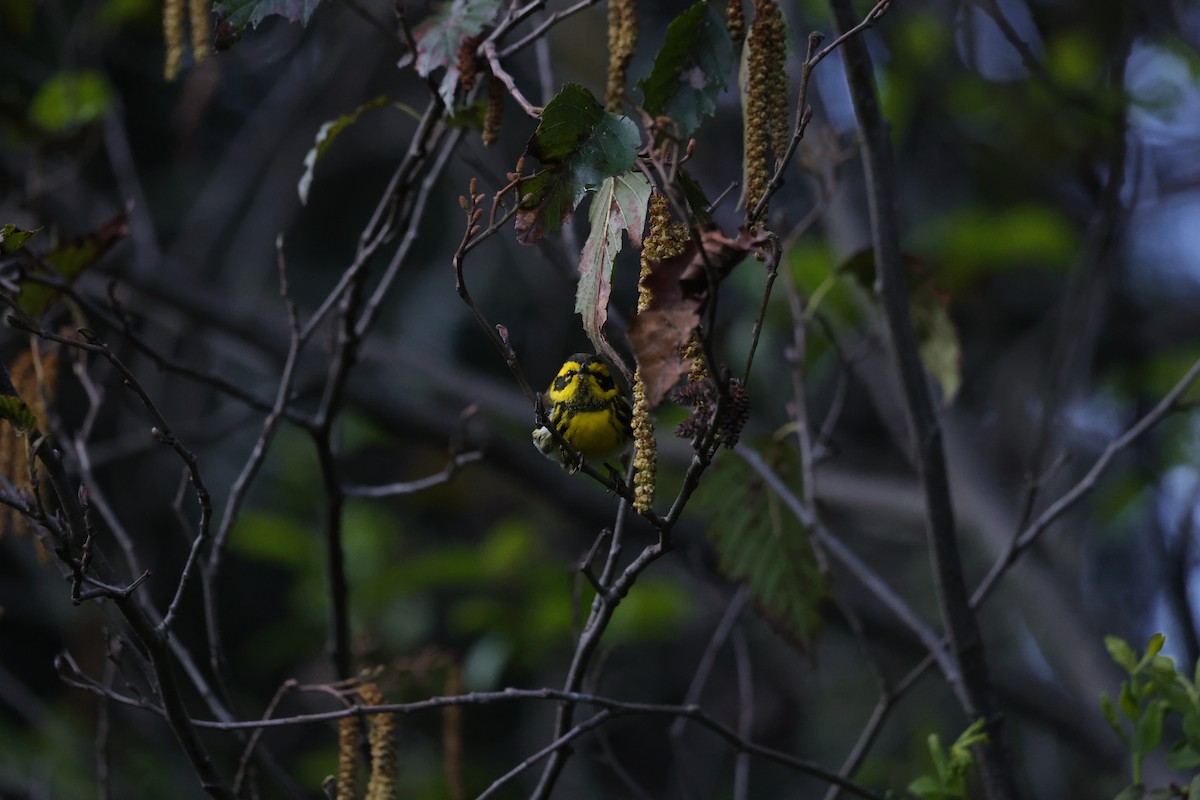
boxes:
[826,1,1021,797]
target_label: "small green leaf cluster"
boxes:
[1101,634,1200,800]
[907,718,988,800]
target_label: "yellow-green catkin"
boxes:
[606,0,638,112]
[189,0,211,63]
[335,715,359,800]
[164,0,185,80]
[632,370,655,514]
[638,194,689,312]
[359,682,396,800]
[482,75,504,147]
[727,0,746,44]
[680,333,708,384]
[744,0,788,217]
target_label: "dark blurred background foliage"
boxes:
[2,0,1200,798]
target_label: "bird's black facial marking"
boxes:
[586,363,615,393]
[553,370,576,392]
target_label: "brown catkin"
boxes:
[359,682,397,800]
[605,0,638,112]
[744,0,788,217]
[164,0,185,80]
[631,370,656,513]
[457,34,484,92]
[727,0,746,44]
[335,716,359,800]
[482,75,504,147]
[189,0,211,63]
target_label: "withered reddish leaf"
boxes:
[630,225,771,407]
[18,213,129,317]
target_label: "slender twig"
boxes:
[233,679,298,795]
[344,450,483,497]
[495,0,602,59]
[482,41,542,118]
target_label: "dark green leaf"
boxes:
[0,224,41,254]
[19,214,129,316]
[214,0,322,28]
[700,449,826,651]
[298,96,390,205]
[413,0,504,110]
[28,71,113,133]
[0,396,37,434]
[638,1,734,139]
[576,172,651,368]
[514,84,640,245]
[677,169,713,225]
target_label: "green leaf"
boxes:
[1133,699,1166,755]
[1166,741,1200,772]
[1120,681,1140,721]
[1188,775,1200,800]
[28,71,113,133]
[912,277,961,404]
[1101,693,1128,743]
[18,214,129,316]
[0,396,38,434]
[1145,632,1166,660]
[1107,635,1140,673]
[699,449,826,651]
[576,171,652,368]
[298,96,390,205]
[413,0,504,110]
[214,0,322,28]
[907,775,944,799]
[1112,785,1145,800]
[677,169,713,225]
[514,84,640,245]
[638,1,734,140]
[0,224,41,254]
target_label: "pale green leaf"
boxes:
[298,96,390,205]
[638,1,734,139]
[576,171,652,367]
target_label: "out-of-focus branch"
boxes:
[826,1,1020,796]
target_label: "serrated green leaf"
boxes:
[0,396,38,434]
[576,171,651,367]
[514,84,640,245]
[1,224,41,254]
[28,71,113,133]
[700,451,826,651]
[638,1,734,139]
[18,214,129,316]
[413,0,504,110]
[298,96,390,205]
[214,0,321,28]
[1107,635,1139,673]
